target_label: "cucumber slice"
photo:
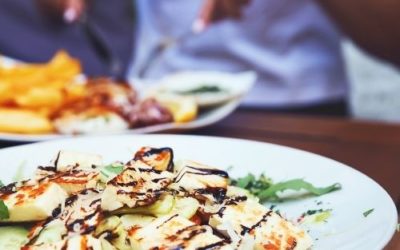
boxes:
[95,216,121,236]
[113,194,175,216]
[101,238,117,250]
[95,216,129,250]
[168,197,199,219]
[0,226,29,250]
[34,220,66,245]
[120,214,155,229]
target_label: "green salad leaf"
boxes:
[176,85,225,95]
[363,208,374,217]
[103,164,124,175]
[0,180,3,188]
[0,200,9,220]
[100,164,124,182]
[231,174,273,194]
[231,174,341,203]
[258,179,341,201]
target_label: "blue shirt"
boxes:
[130,0,348,107]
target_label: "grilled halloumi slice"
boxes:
[51,170,99,195]
[28,189,103,245]
[209,197,312,250]
[129,214,232,250]
[59,189,102,235]
[0,182,67,222]
[35,165,100,195]
[53,150,103,172]
[133,146,174,171]
[54,109,129,135]
[101,161,174,211]
[24,235,109,250]
[27,189,103,244]
[169,160,229,203]
[35,150,103,194]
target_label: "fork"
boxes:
[137,29,197,79]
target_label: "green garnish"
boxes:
[103,164,124,175]
[0,200,9,220]
[298,209,332,223]
[258,179,341,201]
[231,174,273,201]
[100,163,124,180]
[314,210,332,222]
[103,115,111,123]
[225,165,234,172]
[231,174,341,202]
[363,208,374,217]
[0,180,3,188]
[176,85,225,95]
[303,209,325,216]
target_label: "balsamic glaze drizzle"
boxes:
[196,240,228,250]
[186,166,229,178]
[240,211,273,236]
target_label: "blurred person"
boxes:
[130,0,400,115]
[0,0,135,78]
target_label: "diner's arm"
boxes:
[317,0,400,66]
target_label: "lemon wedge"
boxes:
[153,94,198,123]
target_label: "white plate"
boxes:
[0,134,397,250]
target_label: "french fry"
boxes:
[0,81,13,105]
[0,50,84,135]
[0,50,81,91]
[14,87,63,108]
[63,83,86,103]
[0,108,54,134]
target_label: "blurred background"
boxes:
[345,41,400,123]
[1,0,399,124]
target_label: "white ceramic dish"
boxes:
[0,134,397,250]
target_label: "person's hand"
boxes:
[36,0,87,23]
[193,0,251,32]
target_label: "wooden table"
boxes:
[0,109,398,248]
[190,109,400,249]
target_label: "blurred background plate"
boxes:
[0,70,255,143]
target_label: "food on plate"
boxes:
[230,173,341,203]
[0,181,67,222]
[0,146,314,249]
[0,51,200,135]
[0,109,54,134]
[147,71,256,107]
[151,93,197,123]
[0,51,81,108]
